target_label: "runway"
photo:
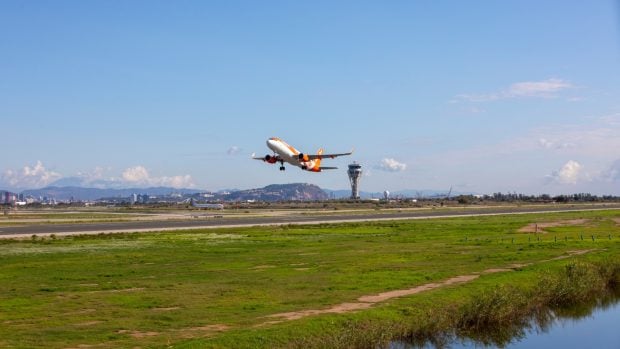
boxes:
[1,204,619,238]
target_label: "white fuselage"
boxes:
[266,138,317,170]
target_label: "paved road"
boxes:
[1,204,619,238]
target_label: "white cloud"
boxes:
[121,165,194,188]
[456,78,574,102]
[0,163,195,190]
[122,166,150,183]
[599,159,620,182]
[454,93,501,103]
[531,115,620,157]
[227,146,242,155]
[160,175,194,188]
[538,138,554,149]
[1,161,62,189]
[537,138,574,150]
[546,160,582,185]
[377,158,407,172]
[390,113,620,194]
[77,166,108,182]
[432,113,620,166]
[507,79,572,98]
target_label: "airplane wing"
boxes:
[252,153,282,163]
[303,149,353,160]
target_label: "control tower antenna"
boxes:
[347,162,362,199]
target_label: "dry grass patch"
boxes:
[117,329,160,338]
[175,324,230,339]
[152,306,180,311]
[517,219,590,233]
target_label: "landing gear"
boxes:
[279,166,285,171]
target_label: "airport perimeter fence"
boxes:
[461,233,616,244]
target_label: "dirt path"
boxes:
[263,274,486,324]
[117,324,230,339]
[518,219,589,233]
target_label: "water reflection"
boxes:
[391,290,620,348]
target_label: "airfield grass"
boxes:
[0,210,619,348]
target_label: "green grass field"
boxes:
[1,209,619,348]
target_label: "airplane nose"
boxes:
[266,139,277,150]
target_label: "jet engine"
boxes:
[298,153,310,162]
[265,155,277,164]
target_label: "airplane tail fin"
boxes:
[315,148,323,167]
[308,149,324,172]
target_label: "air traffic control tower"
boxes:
[347,162,362,199]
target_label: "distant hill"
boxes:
[49,177,130,189]
[22,186,200,201]
[20,183,329,202]
[217,183,328,202]
[19,183,470,202]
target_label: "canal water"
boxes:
[498,300,620,349]
[391,293,620,348]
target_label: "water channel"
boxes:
[391,292,620,348]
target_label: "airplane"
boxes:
[189,198,224,210]
[252,137,353,172]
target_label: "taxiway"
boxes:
[1,204,619,239]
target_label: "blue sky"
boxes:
[1,1,619,194]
